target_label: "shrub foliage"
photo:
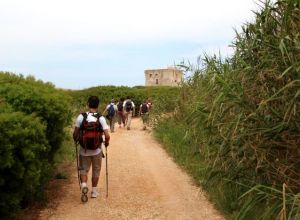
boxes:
[66,85,179,115]
[0,72,72,217]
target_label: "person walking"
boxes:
[103,99,118,132]
[123,96,135,130]
[139,99,150,130]
[146,97,153,111]
[116,97,125,128]
[73,96,110,199]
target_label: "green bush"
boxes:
[0,72,72,218]
[66,85,180,116]
[0,111,49,217]
[0,72,72,161]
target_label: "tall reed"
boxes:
[153,0,300,219]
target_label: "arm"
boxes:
[73,127,80,142]
[139,105,142,116]
[132,102,136,116]
[73,114,83,143]
[102,105,108,115]
[123,101,126,114]
[99,116,110,147]
[103,129,110,147]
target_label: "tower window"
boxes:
[156,79,158,84]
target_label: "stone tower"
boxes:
[144,67,183,86]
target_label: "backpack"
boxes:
[117,102,123,111]
[125,101,132,112]
[79,112,103,150]
[107,104,115,118]
[141,103,148,114]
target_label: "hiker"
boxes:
[123,96,135,130]
[103,99,118,132]
[146,97,153,111]
[116,97,125,128]
[73,96,110,199]
[139,99,150,130]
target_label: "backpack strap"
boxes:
[80,112,88,130]
[80,112,102,127]
[93,112,103,132]
[91,112,102,118]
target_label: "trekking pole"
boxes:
[75,142,81,189]
[105,147,108,198]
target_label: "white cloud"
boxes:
[0,0,261,88]
[0,0,257,47]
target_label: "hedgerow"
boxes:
[0,72,72,217]
[0,72,72,161]
[66,85,180,115]
[0,110,49,217]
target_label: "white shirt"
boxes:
[75,112,109,156]
[105,103,118,114]
[140,103,149,112]
[123,99,135,111]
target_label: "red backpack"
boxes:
[79,112,103,150]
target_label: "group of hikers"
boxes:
[72,96,152,202]
[103,96,152,132]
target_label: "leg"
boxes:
[111,117,115,132]
[79,155,92,184]
[81,175,88,183]
[143,113,149,130]
[79,155,91,202]
[127,111,132,129]
[124,112,128,126]
[122,112,126,126]
[117,111,122,127]
[141,114,146,130]
[91,153,102,198]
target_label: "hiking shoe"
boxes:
[91,191,99,198]
[81,183,88,194]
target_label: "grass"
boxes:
[153,0,300,219]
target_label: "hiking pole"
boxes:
[75,142,81,189]
[105,147,108,198]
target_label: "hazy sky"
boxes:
[0,0,258,89]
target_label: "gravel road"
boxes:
[38,118,224,220]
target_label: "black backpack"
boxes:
[79,112,103,150]
[117,102,123,111]
[107,104,115,118]
[141,103,148,114]
[125,101,132,112]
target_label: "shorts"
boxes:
[79,153,102,178]
[141,113,149,124]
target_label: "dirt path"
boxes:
[39,118,224,220]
